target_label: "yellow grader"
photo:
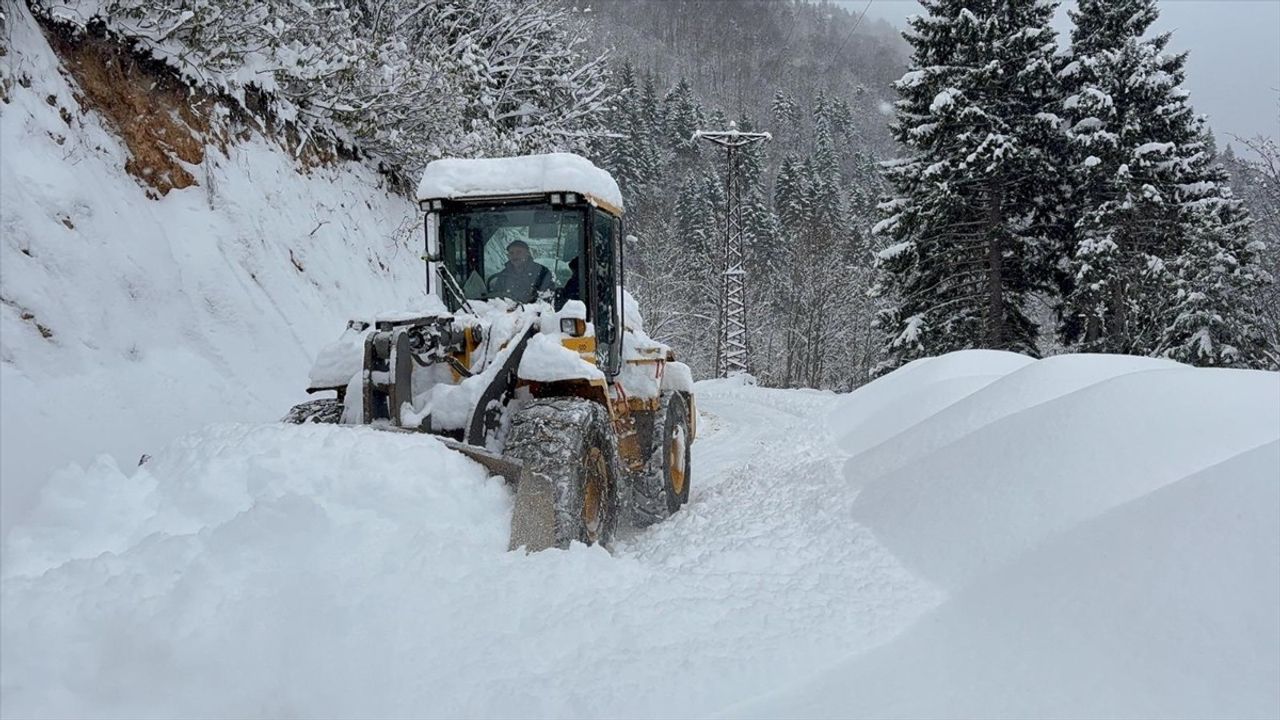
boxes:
[285,153,695,551]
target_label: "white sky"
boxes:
[844,0,1280,144]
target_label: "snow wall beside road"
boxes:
[734,351,1280,719]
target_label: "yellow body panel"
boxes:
[587,194,624,218]
[561,335,597,358]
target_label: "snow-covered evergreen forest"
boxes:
[587,0,1280,382]
[13,0,1275,387]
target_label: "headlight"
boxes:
[560,318,585,336]
[406,327,427,352]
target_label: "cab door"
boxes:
[589,208,622,376]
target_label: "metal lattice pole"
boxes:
[695,123,771,378]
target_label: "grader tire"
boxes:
[632,392,692,527]
[283,398,342,424]
[503,398,620,551]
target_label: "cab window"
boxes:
[439,204,583,306]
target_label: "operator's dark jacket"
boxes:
[488,261,554,303]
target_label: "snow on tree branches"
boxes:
[1058,0,1272,367]
[31,0,614,174]
[874,0,1063,371]
[876,0,1276,373]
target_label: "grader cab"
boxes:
[285,153,695,551]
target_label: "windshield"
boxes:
[439,203,584,307]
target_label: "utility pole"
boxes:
[695,122,771,378]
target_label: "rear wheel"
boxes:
[632,392,692,526]
[503,398,620,549]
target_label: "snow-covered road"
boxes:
[0,380,937,719]
[3,355,1278,719]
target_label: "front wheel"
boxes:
[282,398,342,424]
[503,398,620,550]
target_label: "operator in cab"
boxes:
[487,239,555,303]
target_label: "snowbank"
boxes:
[0,6,427,536]
[835,355,1277,590]
[730,350,1280,718]
[1,424,509,718]
[828,349,1034,456]
[737,440,1279,720]
[416,152,624,210]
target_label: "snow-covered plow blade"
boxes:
[438,439,556,552]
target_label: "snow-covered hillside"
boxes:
[0,6,427,536]
[3,350,1276,718]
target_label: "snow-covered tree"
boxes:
[771,91,801,137]
[874,0,1063,371]
[1226,124,1280,361]
[1156,138,1273,366]
[392,0,613,159]
[1058,0,1273,366]
[32,0,614,175]
[662,78,703,166]
[601,63,659,196]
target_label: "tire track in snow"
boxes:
[610,380,944,717]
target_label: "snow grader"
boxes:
[284,153,695,551]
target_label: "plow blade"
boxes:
[438,439,556,552]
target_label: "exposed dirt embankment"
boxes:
[39,21,211,195]
[24,16,362,197]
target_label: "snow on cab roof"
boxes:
[416,152,623,213]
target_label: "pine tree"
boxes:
[670,167,726,372]
[771,91,801,131]
[603,62,653,197]
[774,153,810,233]
[1059,0,1273,366]
[662,78,703,165]
[736,117,778,263]
[874,0,1063,370]
[1224,125,1280,360]
[1157,135,1273,366]
[810,108,842,230]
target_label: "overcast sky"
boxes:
[843,0,1280,145]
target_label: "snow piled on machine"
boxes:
[416,152,624,211]
[617,287,694,398]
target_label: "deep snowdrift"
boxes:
[0,5,427,536]
[1,382,937,719]
[733,351,1280,719]
[2,352,1276,718]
